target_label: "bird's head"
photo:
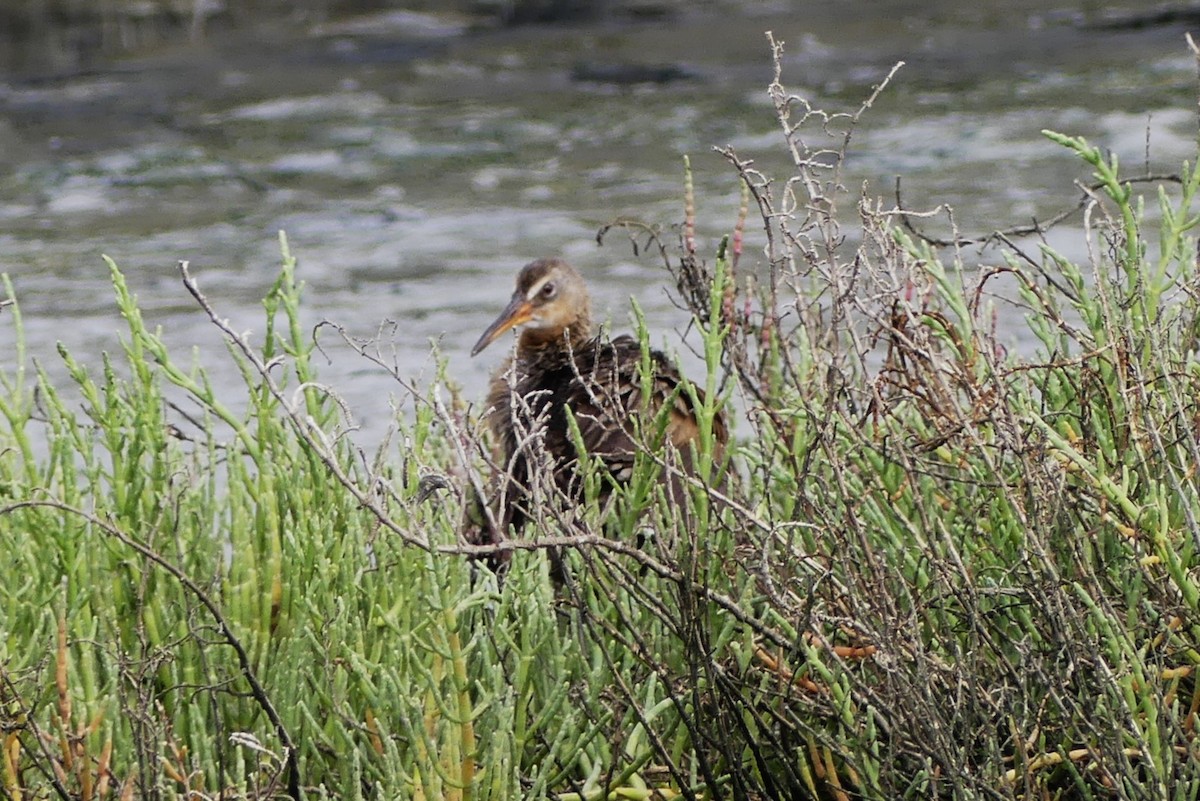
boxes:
[471,258,593,356]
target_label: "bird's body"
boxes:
[468,258,726,567]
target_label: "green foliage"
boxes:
[4,62,1200,801]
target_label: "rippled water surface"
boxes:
[1,2,1195,442]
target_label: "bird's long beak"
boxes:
[471,293,533,356]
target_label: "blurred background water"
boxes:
[0,0,1195,443]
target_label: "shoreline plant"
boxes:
[3,36,1200,800]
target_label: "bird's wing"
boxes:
[568,336,725,483]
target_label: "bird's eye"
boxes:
[540,282,557,299]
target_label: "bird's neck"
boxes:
[518,318,593,361]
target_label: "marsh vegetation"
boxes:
[4,38,1200,801]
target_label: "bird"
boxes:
[466,257,727,574]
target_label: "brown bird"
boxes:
[468,257,727,572]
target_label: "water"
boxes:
[0,2,1194,444]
